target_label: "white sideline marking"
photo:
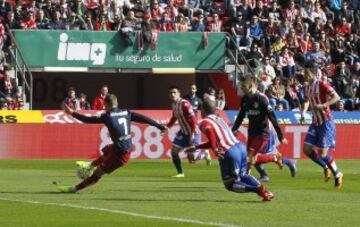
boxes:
[0,197,239,227]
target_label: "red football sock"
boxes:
[255,154,276,164]
[75,174,101,191]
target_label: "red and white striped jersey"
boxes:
[168,98,197,135]
[200,114,239,151]
[305,79,336,125]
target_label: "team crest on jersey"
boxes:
[253,102,259,108]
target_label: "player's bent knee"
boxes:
[303,144,313,155]
[223,179,234,191]
[318,149,328,158]
[171,148,182,158]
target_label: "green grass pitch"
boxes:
[0,159,359,227]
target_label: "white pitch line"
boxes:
[0,197,240,227]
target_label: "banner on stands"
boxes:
[226,111,360,124]
[14,31,225,70]
[0,110,359,159]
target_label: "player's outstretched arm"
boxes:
[62,103,104,123]
[131,111,166,131]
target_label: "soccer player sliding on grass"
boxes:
[184,99,274,201]
[57,94,166,193]
[301,64,343,188]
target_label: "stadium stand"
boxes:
[1,0,360,110]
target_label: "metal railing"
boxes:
[5,26,33,109]
[225,33,263,94]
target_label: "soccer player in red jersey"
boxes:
[185,99,274,201]
[232,76,288,172]
[301,65,343,188]
[165,86,211,178]
[57,94,166,193]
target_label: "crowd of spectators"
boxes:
[63,84,226,111]
[228,0,360,112]
[63,84,109,110]
[0,0,359,111]
[0,66,23,109]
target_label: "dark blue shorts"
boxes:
[219,143,247,182]
[304,120,336,149]
[263,128,277,153]
[173,131,200,148]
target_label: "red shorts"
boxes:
[100,144,131,174]
[247,136,269,156]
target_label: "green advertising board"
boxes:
[14,30,226,70]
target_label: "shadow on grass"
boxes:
[0,191,71,195]
[107,186,223,193]
[0,191,265,203]
[89,197,263,204]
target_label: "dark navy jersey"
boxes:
[72,108,165,153]
[184,94,203,115]
[232,91,284,141]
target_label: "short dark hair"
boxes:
[202,99,216,115]
[169,86,180,91]
[79,93,87,98]
[104,94,118,107]
[67,86,76,92]
[240,74,258,84]
[304,60,318,73]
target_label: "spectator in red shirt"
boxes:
[299,32,313,57]
[150,1,163,22]
[95,14,111,31]
[92,85,109,110]
[159,12,175,32]
[20,11,37,30]
[335,17,351,37]
[208,13,222,32]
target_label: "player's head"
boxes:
[101,85,109,96]
[201,98,216,118]
[168,86,181,102]
[67,86,76,98]
[240,75,258,96]
[190,84,197,95]
[304,62,317,82]
[104,94,118,111]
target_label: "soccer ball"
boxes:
[76,166,92,180]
